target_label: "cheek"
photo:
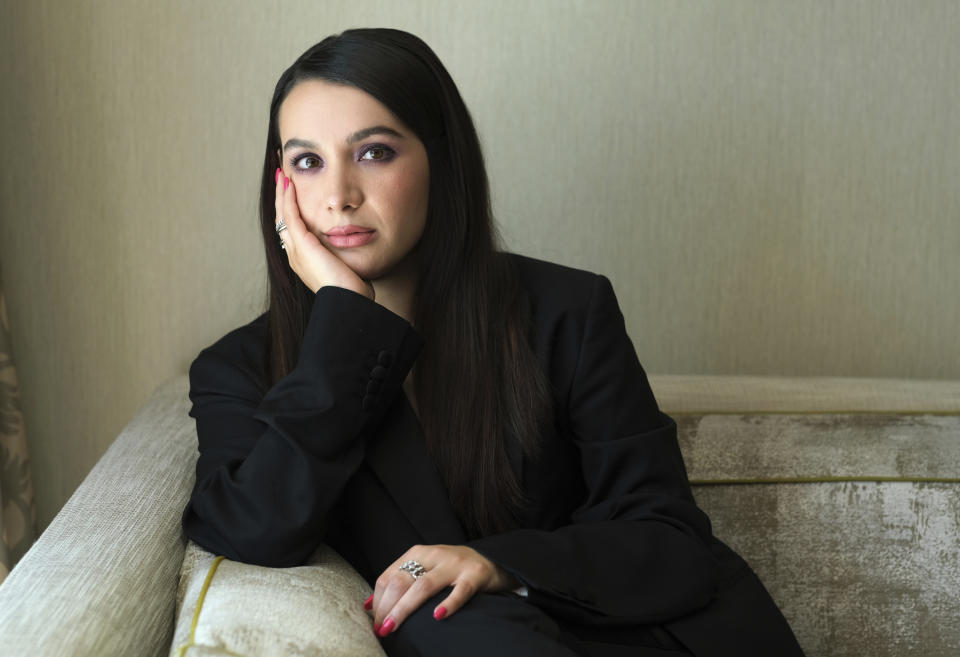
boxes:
[290,181,323,232]
[386,163,430,220]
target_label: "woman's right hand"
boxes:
[275,168,375,300]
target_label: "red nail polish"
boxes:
[275,167,280,183]
[434,606,447,620]
[373,622,381,634]
[283,176,290,190]
[364,594,373,611]
[378,617,395,636]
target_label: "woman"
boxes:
[182,28,804,657]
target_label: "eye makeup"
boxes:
[359,144,396,162]
[288,143,397,172]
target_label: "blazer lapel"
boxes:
[365,395,468,545]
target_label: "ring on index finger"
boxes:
[399,560,427,580]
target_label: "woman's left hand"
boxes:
[367,544,521,637]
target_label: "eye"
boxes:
[360,145,395,162]
[291,154,322,170]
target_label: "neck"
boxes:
[371,255,418,325]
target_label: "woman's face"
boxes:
[277,79,430,282]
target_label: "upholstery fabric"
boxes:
[0,283,36,582]
[650,374,960,413]
[170,540,383,657]
[677,413,960,481]
[0,376,196,656]
[2,374,957,656]
[678,412,960,656]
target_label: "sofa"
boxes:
[0,374,957,656]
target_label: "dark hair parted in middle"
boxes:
[256,28,552,538]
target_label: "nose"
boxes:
[323,162,363,213]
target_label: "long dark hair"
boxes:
[257,28,551,538]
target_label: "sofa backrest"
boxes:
[652,375,960,657]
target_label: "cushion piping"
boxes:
[176,555,225,657]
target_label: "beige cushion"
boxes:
[170,540,386,657]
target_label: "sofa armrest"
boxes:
[0,375,196,657]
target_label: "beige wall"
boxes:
[1,0,958,532]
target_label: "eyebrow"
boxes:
[282,125,405,152]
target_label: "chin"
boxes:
[343,249,417,283]
[341,255,390,282]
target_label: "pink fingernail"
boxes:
[275,167,280,183]
[373,621,381,634]
[433,606,447,620]
[364,594,373,611]
[283,176,290,190]
[378,617,395,637]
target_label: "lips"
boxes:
[324,225,373,236]
[323,225,376,248]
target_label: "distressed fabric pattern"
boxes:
[0,283,36,583]
[679,412,960,657]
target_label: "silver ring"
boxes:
[276,217,287,233]
[399,560,427,580]
[279,238,286,250]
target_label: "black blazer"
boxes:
[182,254,803,657]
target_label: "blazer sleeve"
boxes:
[467,274,719,626]
[182,286,423,567]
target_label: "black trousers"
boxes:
[379,590,694,657]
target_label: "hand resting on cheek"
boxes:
[274,167,375,300]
